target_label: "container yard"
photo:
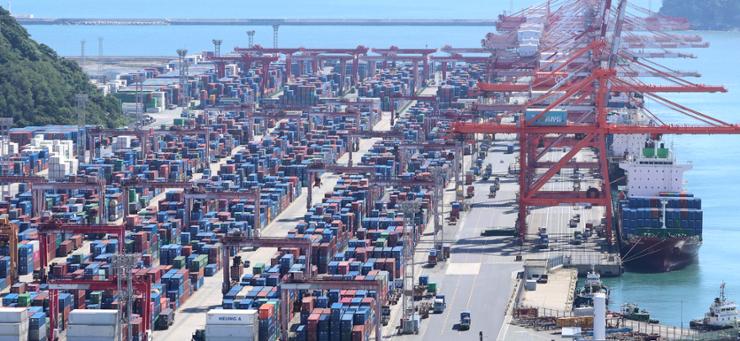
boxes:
[2,1,740,341]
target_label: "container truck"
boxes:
[433,295,446,313]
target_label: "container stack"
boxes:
[620,194,703,233]
[66,309,119,341]
[206,309,258,341]
[0,307,29,341]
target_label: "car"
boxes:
[459,311,471,330]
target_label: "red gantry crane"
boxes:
[452,0,740,242]
[208,53,280,95]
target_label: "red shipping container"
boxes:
[258,304,274,320]
[351,325,365,341]
[301,297,315,313]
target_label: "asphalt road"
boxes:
[390,137,523,341]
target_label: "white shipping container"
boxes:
[68,309,118,325]
[67,324,118,338]
[206,337,259,341]
[0,322,28,336]
[0,335,24,341]
[205,324,257,339]
[0,309,28,323]
[206,309,257,326]
[67,336,115,341]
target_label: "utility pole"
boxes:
[212,39,222,58]
[272,25,279,49]
[399,200,421,334]
[247,30,256,48]
[75,94,88,162]
[135,73,144,128]
[431,166,444,257]
[98,37,104,80]
[80,40,86,69]
[112,254,138,341]
[177,49,189,107]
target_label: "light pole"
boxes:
[399,200,422,334]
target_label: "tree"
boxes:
[0,7,126,127]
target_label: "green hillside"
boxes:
[660,0,740,30]
[0,7,125,127]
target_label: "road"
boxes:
[385,132,610,340]
[388,136,523,341]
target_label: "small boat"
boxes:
[574,269,609,307]
[621,303,658,323]
[690,282,738,331]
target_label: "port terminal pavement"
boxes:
[389,126,618,340]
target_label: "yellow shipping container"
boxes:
[556,316,593,328]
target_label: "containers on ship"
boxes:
[619,193,703,236]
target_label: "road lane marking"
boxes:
[445,262,481,275]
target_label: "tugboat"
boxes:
[690,282,738,331]
[574,269,609,307]
[621,303,658,323]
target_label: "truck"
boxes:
[155,308,175,330]
[433,295,446,314]
[427,249,438,267]
[381,306,391,326]
[192,329,205,341]
[413,285,427,300]
[505,143,514,154]
[459,311,471,330]
[535,234,549,250]
[482,164,492,181]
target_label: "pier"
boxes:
[16,17,498,27]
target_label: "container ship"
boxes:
[610,132,703,272]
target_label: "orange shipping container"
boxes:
[259,304,275,320]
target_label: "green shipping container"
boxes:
[128,189,138,203]
[253,263,265,275]
[90,291,103,304]
[17,293,30,306]
[173,256,186,269]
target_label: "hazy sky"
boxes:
[6,0,663,18]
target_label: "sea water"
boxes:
[10,0,740,328]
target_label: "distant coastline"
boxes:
[660,0,740,30]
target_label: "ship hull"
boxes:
[620,237,701,272]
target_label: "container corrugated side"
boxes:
[206,309,257,325]
[68,309,118,325]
